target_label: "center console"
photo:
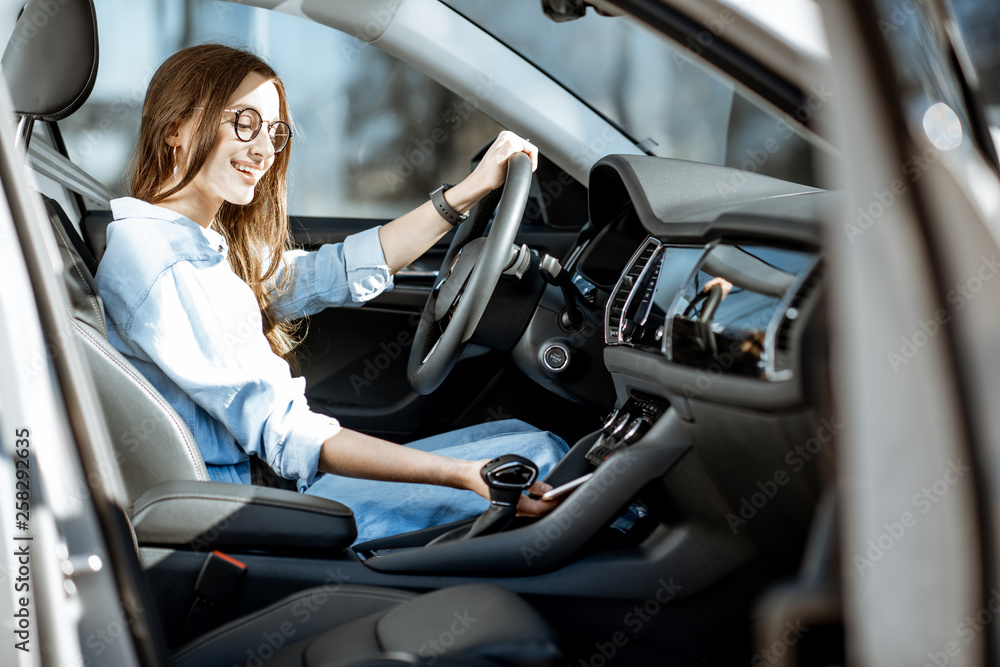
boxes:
[352,403,692,574]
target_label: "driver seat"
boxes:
[3,1,566,665]
[2,0,210,504]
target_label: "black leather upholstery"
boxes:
[169,585,418,667]
[44,194,98,274]
[2,0,99,121]
[171,584,563,667]
[42,196,212,503]
[131,480,357,554]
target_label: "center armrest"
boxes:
[130,480,357,556]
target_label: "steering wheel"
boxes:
[407,152,533,395]
[681,283,723,355]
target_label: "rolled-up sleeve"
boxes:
[128,259,339,485]
[270,226,394,321]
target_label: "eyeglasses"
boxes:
[222,107,291,153]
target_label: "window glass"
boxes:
[58,0,502,218]
[444,0,819,187]
[950,0,1000,126]
[873,0,989,161]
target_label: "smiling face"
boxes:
[160,71,281,227]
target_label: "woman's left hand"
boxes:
[464,130,539,197]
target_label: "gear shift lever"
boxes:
[427,455,539,545]
[465,454,538,539]
[482,454,538,504]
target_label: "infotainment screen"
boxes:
[666,243,818,378]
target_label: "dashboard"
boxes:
[594,237,820,382]
[561,154,833,411]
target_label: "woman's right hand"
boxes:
[462,458,561,517]
[460,130,539,201]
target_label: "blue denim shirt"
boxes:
[95,197,393,488]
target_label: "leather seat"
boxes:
[171,584,561,667]
[4,0,567,664]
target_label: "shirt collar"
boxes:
[110,197,228,254]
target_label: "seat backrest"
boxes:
[0,0,212,505]
[46,197,211,504]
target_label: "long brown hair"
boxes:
[129,44,300,365]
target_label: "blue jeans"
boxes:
[304,419,569,543]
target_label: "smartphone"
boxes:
[541,472,594,502]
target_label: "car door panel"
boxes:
[291,214,579,436]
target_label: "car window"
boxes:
[57,0,503,219]
[444,0,820,187]
[873,0,996,162]
[949,0,1000,127]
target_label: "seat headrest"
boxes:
[1,0,98,121]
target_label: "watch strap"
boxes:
[430,184,468,226]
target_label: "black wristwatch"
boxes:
[430,184,468,226]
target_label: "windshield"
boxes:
[444,0,822,187]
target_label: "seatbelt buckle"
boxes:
[193,550,247,604]
[177,551,247,643]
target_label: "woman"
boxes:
[95,44,568,543]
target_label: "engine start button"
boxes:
[541,344,570,372]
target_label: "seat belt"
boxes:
[176,550,247,644]
[27,139,113,206]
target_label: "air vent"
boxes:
[605,239,660,344]
[776,261,823,352]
